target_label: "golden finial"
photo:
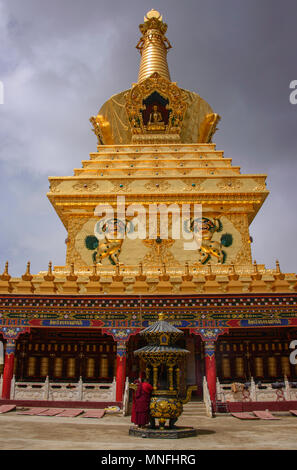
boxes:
[89,261,101,282]
[135,262,146,283]
[48,261,52,275]
[158,312,165,321]
[144,9,163,22]
[205,263,216,281]
[181,261,193,283]
[228,263,239,281]
[22,261,33,281]
[116,262,120,276]
[136,10,171,83]
[1,261,11,281]
[26,261,31,275]
[274,259,285,281]
[92,261,97,277]
[44,261,55,282]
[112,262,123,283]
[251,260,263,281]
[66,262,77,282]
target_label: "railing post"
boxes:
[11,374,15,399]
[250,376,256,401]
[203,376,214,417]
[44,376,49,400]
[122,377,130,416]
[78,376,83,401]
[284,375,290,401]
[216,377,222,402]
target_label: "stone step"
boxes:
[183,410,206,413]
[183,403,205,409]
[183,406,206,409]
[183,405,206,410]
[182,402,207,417]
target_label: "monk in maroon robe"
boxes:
[131,379,153,427]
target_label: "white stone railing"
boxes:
[122,377,130,416]
[11,376,116,402]
[203,376,214,417]
[216,376,297,402]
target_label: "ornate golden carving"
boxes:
[228,213,252,265]
[252,177,267,192]
[49,181,62,193]
[182,178,205,191]
[111,181,133,193]
[144,179,171,192]
[216,178,243,191]
[142,238,178,267]
[66,218,90,267]
[125,72,188,141]
[187,217,233,265]
[72,181,100,192]
[150,397,183,429]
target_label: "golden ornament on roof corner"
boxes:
[89,114,114,145]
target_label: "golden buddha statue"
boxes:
[147,105,165,131]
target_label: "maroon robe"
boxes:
[131,380,153,426]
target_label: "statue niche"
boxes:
[141,91,170,132]
[125,72,188,143]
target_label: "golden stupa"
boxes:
[45,9,268,284]
[3,9,285,296]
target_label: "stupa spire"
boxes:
[136,9,172,83]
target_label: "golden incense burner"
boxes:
[134,313,197,430]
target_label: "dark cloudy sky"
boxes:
[0,0,296,276]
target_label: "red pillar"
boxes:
[204,341,216,404]
[2,340,16,399]
[115,341,127,402]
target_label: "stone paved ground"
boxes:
[0,410,296,450]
